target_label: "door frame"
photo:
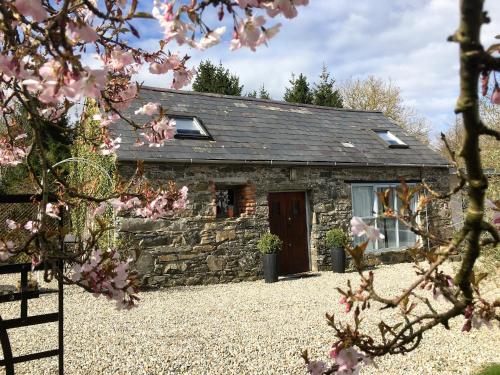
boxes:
[267,190,312,273]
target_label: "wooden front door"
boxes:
[268,192,309,275]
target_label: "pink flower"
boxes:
[45,203,61,220]
[24,220,39,233]
[236,0,260,7]
[335,347,359,372]
[307,360,326,375]
[263,0,309,19]
[172,66,196,90]
[6,219,19,230]
[0,135,30,166]
[104,48,135,71]
[141,118,176,147]
[14,0,48,22]
[197,27,226,50]
[71,248,138,310]
[173,186,189,210]
[350,217,385,242]
[0,240,15,261]
[68,22,98,43]
[100,136,122,155]
[135,102,159,116]
[231,16,267,52]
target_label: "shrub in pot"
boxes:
[325,228,348,273]
[257,233,283,283]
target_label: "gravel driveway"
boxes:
[0,262,498,375]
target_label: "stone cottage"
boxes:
[114,87,451,287]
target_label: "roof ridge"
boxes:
[139,85,384,114]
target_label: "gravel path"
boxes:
[0,262,498,375]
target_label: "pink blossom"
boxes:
[100,136,122,155]
[141,118,176,147]
[104,48,135,71]
[71,248,138,310]
[350,217,385,242]
[172,67,196,90]
[79,68,107,98]
[306,360,326,375]
[45,203,61,220]
[110,83,137,110]
[39,107,66,121]
[93,202,107,216]
[68,22,99,43]
[236,0,261,7]
[197,27,226,50]
[24,220,40,233]
[231,16,267,51]
[173,186,189,210]
[0,240,15,261]
[135,102,159,116]
[153,2,193,46]
[6,219,19,230]
[263,0,309,19]
[0,135,30,166]
[14,0,48,22]
[335,347,360,373]
[0,55,30,79]
[148,53,183,74]
[257,23,282,46]
[134,139,145,147]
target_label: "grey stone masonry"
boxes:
[117,162,451,287]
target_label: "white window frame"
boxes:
[171,116,210,139]
[350,182,424,252]
[373,130,408,147]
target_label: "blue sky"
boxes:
[128,0,500,137]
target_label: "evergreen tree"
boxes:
[247,85,272,99]
[283,73,313,104]
[312,64,343,108]
[258,85,271,100]
[192,60,243,96]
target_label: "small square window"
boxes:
[216,188,241,218]
[373,130,408,148]
[171,116,211,139]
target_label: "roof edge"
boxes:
[116,156,450,169]
[138,86,385,115]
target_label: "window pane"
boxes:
[175,117,206,136]
[398,224,417,247]
[377,217,398,249]
[397,192,418,247]
[374,130,406,146]
[352,186,374,217]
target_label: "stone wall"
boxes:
[117,162,451,287]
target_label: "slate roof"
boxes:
[114,87,449,168]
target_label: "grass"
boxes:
[476,364,500,375]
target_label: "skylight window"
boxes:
[341,142,354,148]
[171,116,210,139]
[373,130,408,148]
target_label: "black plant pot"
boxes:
[263,253,278,283]
[331,247,346,273]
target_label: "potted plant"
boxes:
[257,233,283,283]
[325,228,348,273]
